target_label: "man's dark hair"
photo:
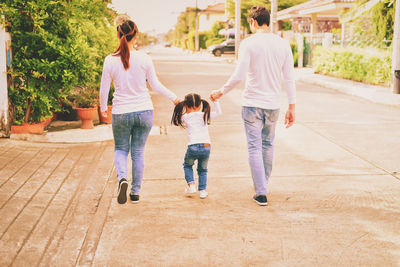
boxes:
[248,6,270,27]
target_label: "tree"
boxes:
[171,7,197,48]
[371,0,395,43]
[1,0,117,124]
[226,0,308,32]
[1,0,75,124]
[342,0,395,48]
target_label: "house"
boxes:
[276,0,357,67]
[198,2,226,32]
[277,0,356,43]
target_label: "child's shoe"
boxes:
[129,193,140,203]
[199,190,208,199]
[185,183,196,194]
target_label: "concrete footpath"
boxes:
[296,68,400,107]
[1,53,400,266]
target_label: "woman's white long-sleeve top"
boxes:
[100,50,177,114]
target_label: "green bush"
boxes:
[205,37,226,48]
[290,42,298,67]
[313,46,391,86]
[1,0,117,124]
[204,21,225,48]
[185,21,226,51]
[188,30,208,50]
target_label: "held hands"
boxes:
[285,104,295,128]
[210,90,223,102]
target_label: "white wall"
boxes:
[199,13,226,31]
[0,24,11,137]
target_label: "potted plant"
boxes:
[98,85,113,124]
[72,86,99,129]
[9,85,56,135]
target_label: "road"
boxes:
[0,46,399,266]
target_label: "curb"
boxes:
[10,124,114,143]
[296,68,400,107]
[10,124,164,143]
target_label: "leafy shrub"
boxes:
[70,86,99,108]
[313,46,391,86]
[188,30,208,50]
[290,42,298,67]
[1,0,117,124]
[188,21,226,50]
[205,21,225,48]
[205,37,226,48]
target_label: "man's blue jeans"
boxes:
[183,143,211,191]
[242,107,279,195]
[112,110,153,195]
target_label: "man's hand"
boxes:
[210,90,223,102]
[285,104,295,128]
[101,111,108,118]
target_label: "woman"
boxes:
[99,20,179,204]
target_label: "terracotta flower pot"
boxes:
[75,107,98,129]
[11,122,44,134]
[98,105,112,124]
[41,116,53,127]
[11,124,28,134]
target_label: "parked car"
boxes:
[208,39,235,57]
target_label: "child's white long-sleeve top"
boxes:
[182,102,222,145]
[100,50,177,114]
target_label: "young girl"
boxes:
[172,93,222,199]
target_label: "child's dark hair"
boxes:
[171,93,211,128]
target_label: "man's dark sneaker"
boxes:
[129,193,140,203]
[253,194,268,206]
[117,178,128,204]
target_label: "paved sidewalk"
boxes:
[1,53,400,266]
[0,140,116,266]
[296,68,400,107]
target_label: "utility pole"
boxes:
[271,0,278,34]
[235,0,241,59]
[392,0,400,93]
[195,0,199,51]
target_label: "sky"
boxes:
[110,0,225,34]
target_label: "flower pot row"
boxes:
[11,113,57,135]
[11,105,112,134]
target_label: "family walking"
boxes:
[99,6,296,206]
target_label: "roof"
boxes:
[277,0,356,20]
[200,3,225,14]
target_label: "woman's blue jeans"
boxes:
[183,143,211,191]
[112,110,153,195]
[242,107,279,195]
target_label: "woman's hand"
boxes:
[210,90,223,102]
[101,111,108,118]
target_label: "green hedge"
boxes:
[313,46,391,86]
[290,42,298,67]
[188,30,208,50]
[1,0,117,124]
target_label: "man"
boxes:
[210,6,296,206]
